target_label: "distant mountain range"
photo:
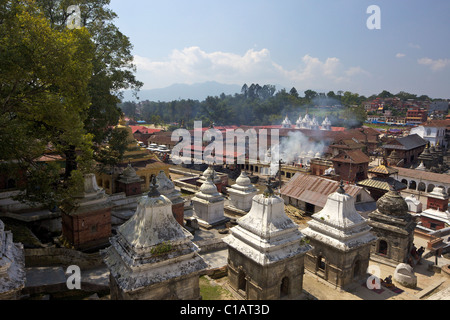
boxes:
[121,81,243,102]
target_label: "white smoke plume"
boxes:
[267,131,327,176]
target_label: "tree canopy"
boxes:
[0,0,141,207]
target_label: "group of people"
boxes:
[408,244,425,267]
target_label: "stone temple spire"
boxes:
[223,180,312,299]
[103,176,207,300]
[302,184,376,288]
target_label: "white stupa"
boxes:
[228,171,258,212]
[321,116,332,131]
[192,174,228,228]
[281,115,292,128]
[223,182,312,299]
[103,179,207,300]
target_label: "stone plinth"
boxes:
[156,170,185,226]
[61,174,112,251]
[302,182,377,289]
[192,176,228,228]
[103,182,207,300]
[223,185,312,300]
[394,263,417,288]
[227,171,258,212]
[0,219,26,300]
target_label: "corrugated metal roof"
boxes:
[280,173,362,208]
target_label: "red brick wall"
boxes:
[427,197,448,212]
[62,208,111,249]
[116,181,142,197]
[172,202,185,226]
[421,216,445,231]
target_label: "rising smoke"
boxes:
[267,130,327,176]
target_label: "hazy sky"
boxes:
[110,0,450,98]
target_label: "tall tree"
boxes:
[39,0,143,172]
[0,0,95,207]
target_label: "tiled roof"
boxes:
[420,119,450,128]
[383,134,427,150]
[368,165,399,175]
[357,177,407,191]
[330,149,370,164]
[396,167,450,185]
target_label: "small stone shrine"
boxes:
[302,181,377,289]
[197,166,223,192]
[156,170,185,226]
[368,185,416,266]
[192,174,228,228]
[223,181,312,300]
[0,219,26,300]
[227,171,258,212]
[61,174,112,250]
[103,178,207,300]
[115,163,143,197]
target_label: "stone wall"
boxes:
[25,247,104,269]
[227,247,305,300]
[110,272,202,300]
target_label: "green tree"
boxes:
[0,0,95,207]
[39,0,143,163]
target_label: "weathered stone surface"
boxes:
[302,183,376,288]
[103,182,207,300]
[0,219,26,300]
[192,176,227,228]
[224,188,311,299]
[394,263,417,288]
[228,171,258,212]
[368,189,416,265]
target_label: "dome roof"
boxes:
[236,171,252,187]
[199,176,220,196]
[376,189,409,216]
[122,163,138,177]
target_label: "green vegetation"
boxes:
[120,86,368,129]
[0,0,141,208]
[150,242,174,256]
[199,276,234,300]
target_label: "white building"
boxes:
[410,120,449,149]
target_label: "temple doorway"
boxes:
[378,240,388,255]
[280,277,289,298]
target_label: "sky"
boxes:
[109,0,450,99]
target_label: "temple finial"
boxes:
[148,176,161,197]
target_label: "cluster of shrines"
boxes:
[1,161,428,299]
[1,117,449,300]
